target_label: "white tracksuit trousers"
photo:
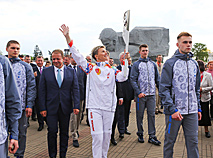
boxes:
[88,108,114,158]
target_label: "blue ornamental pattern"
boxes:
[138,61,156,95]
[172,59,198,114]
[12,63,27,110]
[0,63,7,144]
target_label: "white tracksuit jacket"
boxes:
[68,42,128,112]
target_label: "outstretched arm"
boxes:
[59,24,88,71]
[59,24,72,44]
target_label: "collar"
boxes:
[54,65,64,72]
[9,57,21,63]
[37,65,43,70]
[139,57,150,62]
[96,62,108,67]
[174,49,193,60]
[71,64,77,68]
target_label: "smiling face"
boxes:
[52,52,64,69]
[176,36,192,54]
[36,57,44,67]
[95,47,108,62]
[6,43,20,58]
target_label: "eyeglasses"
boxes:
[183,41,192,44]
[141,50,148,52]
[11,47,20,50]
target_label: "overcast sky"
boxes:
[0,0,213,59]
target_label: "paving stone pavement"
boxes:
[9,102,213,158]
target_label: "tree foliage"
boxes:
[191,43,208,62]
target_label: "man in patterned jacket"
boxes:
[0,55,21,158]
[159,32,202,158]
[130,44,161,145]
[6,40,36,158]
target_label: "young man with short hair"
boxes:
[159,32,201,158]
[130,44,161,145]
[6,40,36,158]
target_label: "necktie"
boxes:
[73,65,76,72]
[40,67,42,74]
[57,69,62,87]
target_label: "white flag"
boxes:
[122,10,130,78]
[122,10,130,52]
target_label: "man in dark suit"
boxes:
[39,49,80,158]
[117,52,134,135]
[33,55,46,131]
[69,53,86,147]
[24,55,37,122]
[111,82,124,145]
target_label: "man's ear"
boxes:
[176,42,179,47]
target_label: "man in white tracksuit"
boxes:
[60,24,129,158]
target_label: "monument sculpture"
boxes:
[99,27,169,63]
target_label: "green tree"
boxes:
[191,43,208,62]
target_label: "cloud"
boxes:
[1,0,213,59]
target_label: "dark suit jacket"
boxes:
[69,65,86,101]
[116,82,123,99]
[39,66,80,116]
[117,65,134,101]
[32,66,45,98]
[30,63,37,69]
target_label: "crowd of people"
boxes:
[0,24,212,158]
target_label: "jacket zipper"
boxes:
[186,59,189,114]
[146,62,150,95]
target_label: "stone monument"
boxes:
[99,27,169,63]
